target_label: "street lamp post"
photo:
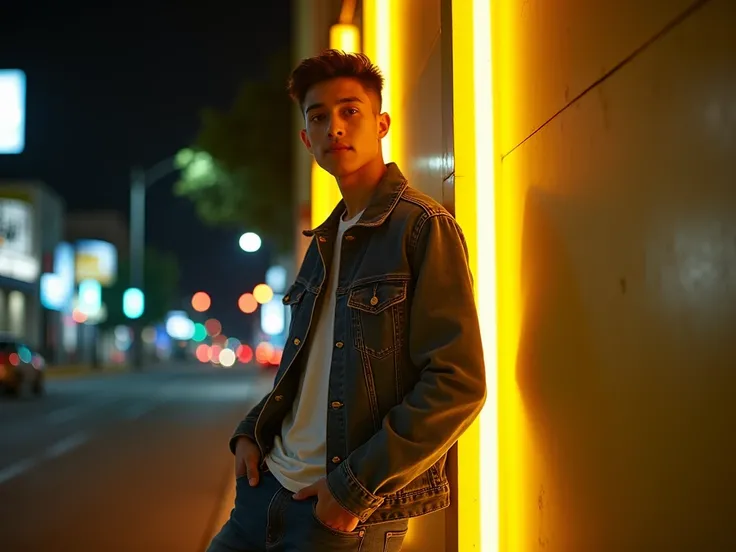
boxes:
[129,167,146,292]
[128,156,177,368]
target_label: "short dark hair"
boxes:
[287,49,384,112]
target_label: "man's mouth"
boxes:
[327,144,352,152]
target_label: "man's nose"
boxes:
[328,117,345,138]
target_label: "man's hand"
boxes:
[234,436,262,486]
[292,477,360,533]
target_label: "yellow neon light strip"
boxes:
[452,0,498,550]
[451,0,482,547]
[375,0,392,162]
[472,0,499,550]
[330,24,360,55]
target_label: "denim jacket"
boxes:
[230,163,486,524]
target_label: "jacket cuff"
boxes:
[326,459,385,522]
[229,419,257,454]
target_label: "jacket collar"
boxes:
[303,163,408,237]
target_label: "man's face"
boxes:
[300,77,390,178]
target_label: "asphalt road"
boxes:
[0,362,272,552]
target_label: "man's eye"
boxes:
[310,114,325,122]
[345,108,359,115]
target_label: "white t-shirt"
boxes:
[266,209,364,492]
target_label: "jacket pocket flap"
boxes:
[348,281,407,314]
[283,282,306,305]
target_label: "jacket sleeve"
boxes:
[326,213,487,522]
[228,391,270,454]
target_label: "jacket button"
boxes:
[335,341,344,349]
[344,235,355,241]
[370,296,379,306]
[331,456,341,464]
[283,295,290,302]
[293,338,301,346]
[274,395,284,402]
[331,401,343,409]
[318,236,327,243]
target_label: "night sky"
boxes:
[0,4,293,337]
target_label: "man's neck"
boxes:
[336,156,387,220]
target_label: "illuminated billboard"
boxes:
[0,69,26,155]
[75,239,117,286]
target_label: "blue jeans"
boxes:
[207,471,409,552]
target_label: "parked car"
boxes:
[0,334,45,397]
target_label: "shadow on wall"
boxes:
[513,184,736,551]
[515,185,609,551]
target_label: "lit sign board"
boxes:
[75,239,117,286]
[0,69,26,154]
[41,242,76,312]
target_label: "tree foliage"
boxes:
[101,247,180,329]
[174,50,295,252]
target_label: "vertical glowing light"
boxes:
[473,1,498,551]
[452,0,498,550]
[363,0,394,163]
[330,24,360,54]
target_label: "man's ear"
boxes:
[377,112,391,139]
[300,128,313,152]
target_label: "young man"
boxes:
[208,50,486,552]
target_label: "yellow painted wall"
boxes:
[493,0,736,550]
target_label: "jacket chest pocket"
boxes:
[283,282,308,335]
[347,279,408,359]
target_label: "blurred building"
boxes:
[0,180,64,353]
[293,1,736,551]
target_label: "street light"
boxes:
[239,232,262,253]
[129,156,178,293]
[128,155,178,367]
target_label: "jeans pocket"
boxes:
[310,502,366,540]
[383,527,409,552]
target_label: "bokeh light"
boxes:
[192,323,207,342]
[210,344,222,364]
[205,318,222,337]
[219,348,236,367]
[225,337,241,350]
[253,283,273,305]
[255,341,275,364]
[72,308,87,324]
[238,293,258,314]
[191,291,211,312]
[236,344,253,363]
[239,232,261,253]
[195,344,210,363]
